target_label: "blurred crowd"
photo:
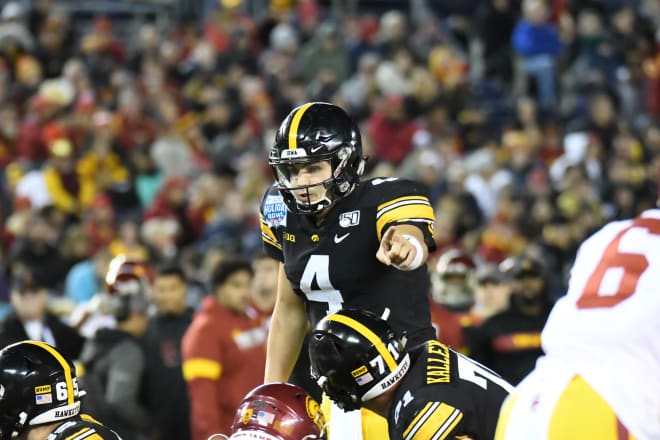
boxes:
[0,0,658,437]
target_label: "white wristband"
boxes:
[396,234,425,271]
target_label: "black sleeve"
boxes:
[368,178,436,251]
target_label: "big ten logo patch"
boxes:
[339,210,360,228]
[305,395,325,432]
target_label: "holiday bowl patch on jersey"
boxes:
[262,194,288,227]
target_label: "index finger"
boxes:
[381,226,396,244]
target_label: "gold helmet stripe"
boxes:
[288,102,315,150]
[326,313,398,371]
[24,341,75,405]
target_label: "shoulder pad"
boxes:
[365,177,431,202]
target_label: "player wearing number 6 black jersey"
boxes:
[309,309,513,440]
[0,341,123,440]
[259,102,436,439]
[495,202,660,439]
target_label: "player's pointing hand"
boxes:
[377,227,425,271]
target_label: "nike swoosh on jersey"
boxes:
[334,233,350,243]
[310,145,324,153]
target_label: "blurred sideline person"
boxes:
[260,102,436,439]
[251,253,279,316]
[472,264,512,320]
[207,382,326,440]
[0,340,122,440]
[142,264,193,440]
[0,268,84,360]
[469,255,551,385]
[309,309,512,440]
[78,255,152,440]
[495,204,660,439]
[252,253,322,402]
[429,248,482,353]
[182,259,267,440]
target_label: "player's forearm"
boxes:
[264,303,307,382]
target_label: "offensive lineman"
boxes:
[309,309,513,440]
[0,341,122,440]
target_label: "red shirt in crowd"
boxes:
[429,299,482,354]
[181,296,266,440]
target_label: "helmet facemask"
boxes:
[270,146,364,216]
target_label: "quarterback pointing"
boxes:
[260,102,436,439]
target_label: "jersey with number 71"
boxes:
[389,340,513,440]
[541,209,660,437]
[259,177,437,348]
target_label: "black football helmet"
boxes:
[309,309,410,411]
[268,102,366,215]
[0,341,85,440]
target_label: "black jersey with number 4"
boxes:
[47,414,123,440]
[260,177,437,347]
[389,340,512,440]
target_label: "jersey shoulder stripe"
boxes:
[362,178,431,207]
[64,428,89,440]
[363,178,435,241]
[260,214,282,250]
[66,428,101,440]
[259,184,286,258]
[403,401,463,440]
[48,417,122,440]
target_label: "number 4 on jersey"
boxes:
[300,255,344,314]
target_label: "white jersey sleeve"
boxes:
[541,209,660,438]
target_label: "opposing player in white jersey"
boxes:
[495,204,660,440]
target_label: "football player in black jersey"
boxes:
[309,309,513,440]
[0,341,122,440]
[260,102,436,438]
